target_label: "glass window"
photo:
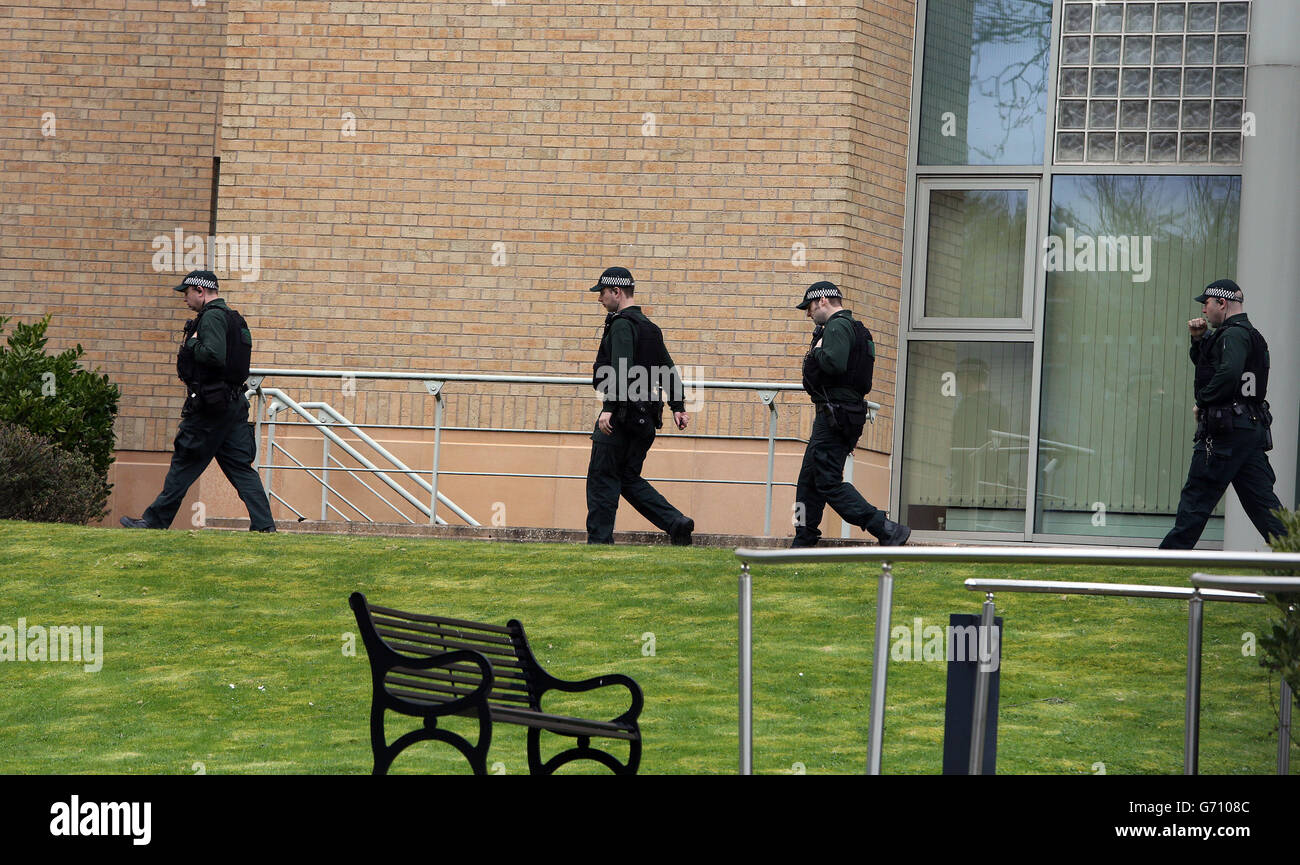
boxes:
[914,182,1037,327]
[1053,0,1250,165]
[1035,176,1241,540]
[918,0,1052,165]
[900,342,1033,533]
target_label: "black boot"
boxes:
[670,517,694,546]
[872,518,911,547]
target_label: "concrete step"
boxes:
[204,517,901,549]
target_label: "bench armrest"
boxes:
[384,648,495,716]
[537,673,644,727]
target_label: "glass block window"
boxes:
[1055,1,1249,164]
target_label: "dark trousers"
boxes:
[793,410,885,546]
[143,397,275,531]
[1159,422,1286,549]
[586,422,685,543]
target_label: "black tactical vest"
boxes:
[176,305,253,387]
[802,317,875,398]
[1194,319,1268,406]
[591,310,680,406]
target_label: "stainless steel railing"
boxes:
[249,368,880,534]
[732,545,1300,776]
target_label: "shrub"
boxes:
[0,423,111,523]
[0,314,120,479]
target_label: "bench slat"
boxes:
[376,628,525,669]
[366,604,513,635]
[385,690,636,740]
[370,614,516,649]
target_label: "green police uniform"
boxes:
[585,266,693,545]
[792,281,910,547]
[125,271,275,531]
[1160,308,1285,549]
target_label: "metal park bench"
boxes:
[349,592,643,775]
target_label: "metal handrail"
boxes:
[258,387,479,526]
[1190,573,1298,776]
[963,577,1266,776]
[250,368,881,534]
[731,545,1300,775]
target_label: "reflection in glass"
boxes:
[1087,132,1116,161]
[1127,3,1155,33]
[1185,35,1215,64]
[1187,2,1218,31]
[1096,2,1125,31]
[1153,68,1182,97]
[1183,67,1213,97]
[1091,68,1119,97]
[1118,132,1147,161]
[918,0,1052,165]
[1219,2,1249,31]
[1121,68,1150,97]
[1181,132,1210,161]
[1154,35,1184,65]
[900,343,1032,533]
[1038,176,1241,539]
[1217,35,1247,64]
[1149,131,1179,161]
[1056,132,1086,162]
[1157,2,1186,33]
[923,189,1028,319]
[1215,68,1244,98]
[1060,68,1090,97]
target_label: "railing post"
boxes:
[249,376,264,472]
[969,592,997,775]
[739,562,753,775]
[841,453,854,538]
[758,391,778,536]
[1185,590,1204,775]
[426,381,444,526]
[319,409,330,521]
[264,400,278,494]
[1281,674,1293,776]
[867,560,894,775]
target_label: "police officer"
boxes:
[120,270,276,532]
[1160,279,1286,549]
[586,266,694,545]
[793,281,910,547]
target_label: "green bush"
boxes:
[0,423,111,523]
[1263,508,1300,715]
[0,314,120,479]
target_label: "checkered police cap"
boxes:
[590,266,634,292]
[1194,278,1243,303]
[174,270,220,292]
[796,280,843,310]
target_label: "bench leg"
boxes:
[371,706,492,775]
[526,728,640,776]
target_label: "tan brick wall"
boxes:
[5,0,916,527]
[216,0,913,447]
[0,0,228,452]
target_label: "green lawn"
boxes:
[0,520,1292,774]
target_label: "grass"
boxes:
[0,520,1293,774]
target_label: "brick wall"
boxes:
[217,0,914,445]
[3,0,915,480]
[0,0,228,452]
